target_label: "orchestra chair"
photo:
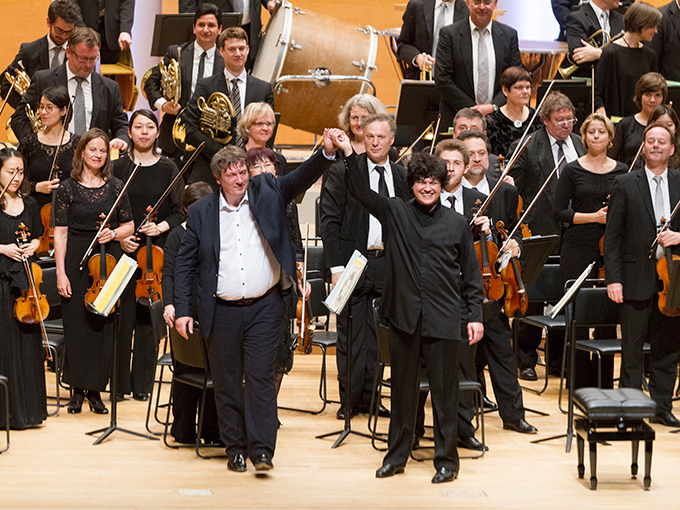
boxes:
[144,294,173,436]
[513,264,565,394]
[163,323,225,459]
[99,47,139,111]
[0,374,9,454]
[573,387,656,490]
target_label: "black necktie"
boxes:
[556,140,566,177]
[197,51,206,81]
[447,195,456,210]
[375,166,389,197]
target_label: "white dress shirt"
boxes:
[224,68,247,113]
[440,186,465,215]
[216,191,281,300]
[469,18,496,106]
[589,0,611,36]
[191,42,216,96]
[65,67,93,134]
[548,133,579,167]
[367,158,396,250]
[462,175,490,195]
[47,36,66,68]
[645,166,671,226]
[432,0,456,59]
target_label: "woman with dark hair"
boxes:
[485,66,543,156]
[113,109,184,402]
[608,72,667,168]
[0,148,47,429]
[19,85,79,211]
[54,128,134,414]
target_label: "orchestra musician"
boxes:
[184,26,274,186]
[551,0,580,41]
[77,0,135,65]
[0,148,47,430]
[238,102,287,175]
[144,2,224,159]
[649,0,680,82]
[648,105,680,171]
[1,0,82,109]
[604,122,680,427]
[173,129,342,473]
[113,110,184,402]
[54,128,134,415]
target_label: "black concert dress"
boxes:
[485,107,543,156]
[0,197,47,429]
[608,115,644,169]
[54,178,133,392]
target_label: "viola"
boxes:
[135,206,164,301]
[657,247,680,317]
[296,224,314,354]
[496,220,528,318]
[84,213,117,308]
[471,200,504,302]
[516,196,532,239]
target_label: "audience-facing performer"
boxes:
[144,2,224,159]
[648,105,680,170]
[552,0,581,41]
[434,0,521,130]
[396,0,469,79]
[321,114,409,420]
[77,0,135,64]
[604,122,680,427]
[459,129,538,435]
[338,132,484,484]
[54,128,134,415]
[19,86,78,212]
[608,72,667,168]
[0,148,47,430]
[238,102,287,174]
[649,0,680,82]
[1,0,82,109]
[564,0,623,78]
[173,129,342,472]
[113,110,184,401]
[594,1,660,119]
[336,94,390,157]
[11,28,129,150]
[184,26,274,186]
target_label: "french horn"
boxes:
[141,48,181,104]
[173,91,235,151]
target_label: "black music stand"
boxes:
[395,80,441,126]
[520,235,561,285]
[537,80,590,131]
[150,13,243,56]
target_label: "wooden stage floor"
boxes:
[1,354,680,510]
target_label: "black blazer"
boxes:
[10,63,129,146]
[184,71,274,184]
[1,35,50,109]
[507,127,586,236]
[173,149,333,339]
[434,19,521,131]
[397,0,469,80]
[552,0,581,41]
[649,1,680,82]
[79,0,135,51]
[604,168,680,301]
[564,2,624,78]
[144,41,225,154]
[320,153,408,269]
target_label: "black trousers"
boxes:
[620,298,680,414]
[336,256,383,410]
[385,320,460,472]
[206,292,284,459]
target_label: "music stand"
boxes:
[520,235,561,285]
[150,13,243,56]
[395,80,441,128]
[537,80,590,132]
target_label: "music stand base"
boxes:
[87,425,159,445]
[316,427,374,449]
[524,406,550,417]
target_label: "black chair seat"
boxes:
[575,339,651,356]
[311,331,337,348]
[158,352,172,367]
[174,372,213,390]
[521,314,565,329]
[44,319,63,334]
[574,387,657,421]
[47,334,65,348]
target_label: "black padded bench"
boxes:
[573,388,656,490]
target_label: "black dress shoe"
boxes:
[519,367,538,381]
[227,453,247,472]
[133,393,149,402]
[503,418,537,434]
[252,454,273,471]
[336,407,358,420]
[114,393,126,402]
[86,393,109,415]
[649,411,680,427]
[375,404,391,418]
[482,396,497,410]
[67,394,84,414]
[375,463,404,478]
[432,467,458,484]
[456,435,488,451]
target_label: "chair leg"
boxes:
[162,381,179,449]
[46,344,61,416]
[644,439,653,490]
[0,378,9,454]
[631,440,639,478]
[589,439,598,490]
[577,433,585,478]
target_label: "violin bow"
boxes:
[0,168,20,202]
[47,95,75,181]
[627,141,644,173]
[650,198,680,258]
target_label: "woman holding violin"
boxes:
[54,129,134,414]
[113,110,184,402]
[0,148,47,429]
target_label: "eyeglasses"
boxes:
[551,117,577,127]
[350,116,366,123]
[250,160,276,172]
[469,0,494,6]
[53,25,74,37]
[70,51,99,64]
[252,121,274,128]
[38,104,58,113]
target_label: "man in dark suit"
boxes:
[564,0,623,78]
[434,0,521,131]
[604,122,680,428]
[321,114,409,419]
[78,0,135,64]
[184,26,274,185]
[144,3,224,158]
[179,0,276,70]
[649,0,680,82]
[1,1,82,109]
[507,91,586,379]
[552,0,581,41]
[174,129,342,472]
[11,27,129,150]
[397,0,469,80]
[459,130,538,435]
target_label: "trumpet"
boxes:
[172,91,236,151]
[559,29,624,79]
[420,61,432,81]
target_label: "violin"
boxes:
[517,196,532,239]
[496,220,528,318]
[472,200,504,302]
[296,224,314,354]
[657,246,680,317]
[135,206,164,301]
[597,195,609,279]
[84,213,117,308]
[13,223,52,360]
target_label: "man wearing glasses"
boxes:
[1,0,82,109]
[11,27,129,151]
[507,91,586,381]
